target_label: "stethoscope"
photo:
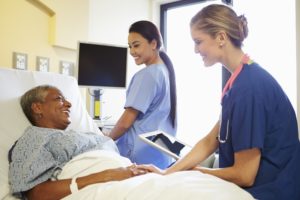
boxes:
[217,117,229,144]
[217,54,251,144]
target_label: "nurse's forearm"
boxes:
[197,165,251,187]
[197,148,261,187]
[109,123,129,140]
[166,121,219,173]
[109,108,138,140]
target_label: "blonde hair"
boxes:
[190,4,248,48]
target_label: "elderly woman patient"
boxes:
[8,85,145,200]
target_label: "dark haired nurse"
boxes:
[106,20,177,169]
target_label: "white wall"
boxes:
[87,0,151,121]
[0,0,83,72]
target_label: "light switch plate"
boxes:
[13,52,28,70]
[36,56,50,72]
[59,60,74,76]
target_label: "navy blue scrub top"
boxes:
[219,62,300,200]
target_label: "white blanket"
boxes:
[59,150,254,200]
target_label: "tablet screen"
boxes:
[139,131,192,159]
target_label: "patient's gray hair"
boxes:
[20,85,58,125]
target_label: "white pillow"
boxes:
[0,68,101,199]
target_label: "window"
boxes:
[234,0,296,110]
[161,0,223,145]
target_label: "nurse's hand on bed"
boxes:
[128,164,148,176]
[135,164,166,175]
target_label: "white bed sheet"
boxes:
[59,150,254,200]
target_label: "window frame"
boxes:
[160,0,232,89]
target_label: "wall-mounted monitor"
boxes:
[76,42,128,89]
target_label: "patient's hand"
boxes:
[97,167,135,181]
[128,164,148,176]
[135,164,166,175]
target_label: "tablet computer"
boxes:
[139,130,192,160]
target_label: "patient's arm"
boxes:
[26,166,138,200]
[108,107,139,140]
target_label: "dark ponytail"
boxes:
[129,20,177,127]
[159,51,177,127]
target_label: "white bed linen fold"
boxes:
[60,150,254,200]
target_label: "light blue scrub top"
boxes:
[219,62,300,200]
[116,63,176,169]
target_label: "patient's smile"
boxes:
[63,110,70,116]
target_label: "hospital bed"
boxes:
[0,67,254,200]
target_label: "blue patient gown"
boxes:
[116,63,176,169]
[9,126,119,197]
[219,62,300,200]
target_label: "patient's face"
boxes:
[38,88,71,130]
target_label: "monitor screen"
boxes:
[77,42,128,89]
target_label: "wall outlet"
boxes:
[36,56,50,72]
[59,60,74,76]
[13,52,28,70]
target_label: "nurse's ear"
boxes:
[216,31,228,48]
[150,39,158,51]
